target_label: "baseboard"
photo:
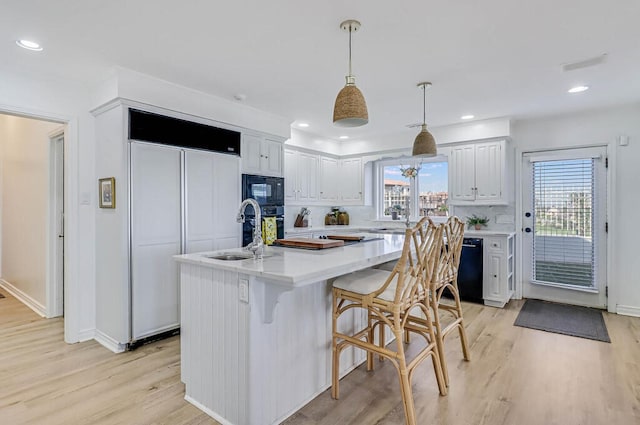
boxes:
[0,278,46,317]
[616,305,640,317]
[94,329,127,353]
[184,396,234,425]
[77,328,96,342]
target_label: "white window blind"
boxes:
[531,158,595,288]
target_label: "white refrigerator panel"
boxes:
[131,143,182,340]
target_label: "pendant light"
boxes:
[412,82,437,157]
[333,20,369,127]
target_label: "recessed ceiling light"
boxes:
[339,135,349,140]
[297,123,309,128]
[16,39,43,51]
[461,115,475,120]
[568,85,589,93]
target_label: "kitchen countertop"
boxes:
[174,233,405,287]
[285,224,515,238]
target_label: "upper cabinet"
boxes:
[241,133,284,177]
[284,148,366,206]
[285,149,319,203]
[449,140,510,205]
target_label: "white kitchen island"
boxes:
[173,234,406,425]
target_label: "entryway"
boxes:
[0,113,66,318]
[521,146,608,308]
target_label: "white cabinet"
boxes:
[241,133,283,177]
[340,158,363,203]
[285,149,319,203]
[319,156,339,203]
[449,140,508,205]
[482,234,515,308]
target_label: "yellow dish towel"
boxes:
[262,217,277,245]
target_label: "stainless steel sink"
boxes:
[203,251,274,261]
[204,252,255,261]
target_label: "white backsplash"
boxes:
[285,205,375,229]
[451,205,516,231]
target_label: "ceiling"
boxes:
[3,0,640,143]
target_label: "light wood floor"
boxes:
[2,292,640,425]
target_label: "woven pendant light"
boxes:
[412,82,437,157]
[333,20,368,127]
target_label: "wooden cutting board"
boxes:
[275,238,345,249]
[327,235,365,242]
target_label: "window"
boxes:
[378,158,449,220]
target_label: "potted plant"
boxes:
[466,214,489,230]
[391,205,402,220]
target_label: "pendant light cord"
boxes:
[422,83,426,125]
[348,25,353,77]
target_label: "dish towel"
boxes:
[262,217,277,245]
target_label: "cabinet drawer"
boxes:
[486,238,504,253]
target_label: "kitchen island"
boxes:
[173,234,406,425]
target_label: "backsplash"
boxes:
[285,205,375,229]
[451,205,516,231]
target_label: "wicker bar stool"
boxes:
[408,216,471,387]
[331,218,446,425]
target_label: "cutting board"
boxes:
[327,235,365,242]
[275,238,345,249]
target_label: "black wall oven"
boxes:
[242,174,284,207]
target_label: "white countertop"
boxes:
[285,224,515,238]
[174,233,406,287]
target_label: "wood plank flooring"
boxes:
[2,291,640,424]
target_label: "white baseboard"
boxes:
[616,305,640,317]
[77,328,96,342]
[94,329,127,353]
[0,278,46,317]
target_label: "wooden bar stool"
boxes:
[409,216,471,387]
[331,218,446,425]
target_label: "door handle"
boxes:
[524,227,532,233]
[58,235,64,238]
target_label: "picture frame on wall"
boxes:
[99,177,116,209]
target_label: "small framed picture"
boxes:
[99,177,116,209]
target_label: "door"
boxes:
[131,142,182,340]
[319,156,339,202]
[262,138,283,175]
[475,141,503,202]
[49,133,65,317]
[284,149,298,202]
[241,134,262,174]
[340,158,363,202]
[297,152,319,202]
[522,147,607,308]
[449,144,476,201]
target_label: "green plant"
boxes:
[466,214,489,228]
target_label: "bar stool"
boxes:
[331,218,446,425]
[410,216,471,387]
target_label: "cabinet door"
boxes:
[241,134,262,175]
[297,152,319,202]
[484,251,503,301]
[262,138,283,176]
[475,141,503,202]
[319,156,339,202]
[130,142,181,340]
[449,145,476,202]
[284,149,298,203]
[185,150,241,254]
[340,158,363,203]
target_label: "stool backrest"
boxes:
[433,216,465,287]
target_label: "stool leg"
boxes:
[451,285,471,361]
[331,292,340,399]
[395,328,417,425]
[430,294,449,387]
[367,310,374,371]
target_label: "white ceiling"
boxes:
[3,0,640,142]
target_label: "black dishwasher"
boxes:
[443,238,483,303]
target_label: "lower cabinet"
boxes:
[482,234,515,308]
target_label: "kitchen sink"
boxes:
[203,251,274,261]
[367,228,406,234]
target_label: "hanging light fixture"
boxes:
[333,20,368,127]
[412,82,437,157]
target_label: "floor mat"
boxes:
[514,299,610,342]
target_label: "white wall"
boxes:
[0,114,60,311]
[512,103,640,315]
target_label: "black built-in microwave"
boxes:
[242,174,285,207]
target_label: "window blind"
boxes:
[532,158,595,287]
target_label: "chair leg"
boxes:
[430,296,449,387]
[451,285,471,361]
[395,329,417,425]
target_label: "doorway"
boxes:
[0,113,66,318]
[521,147,608,308]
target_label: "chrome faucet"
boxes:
[237,198,264,259]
